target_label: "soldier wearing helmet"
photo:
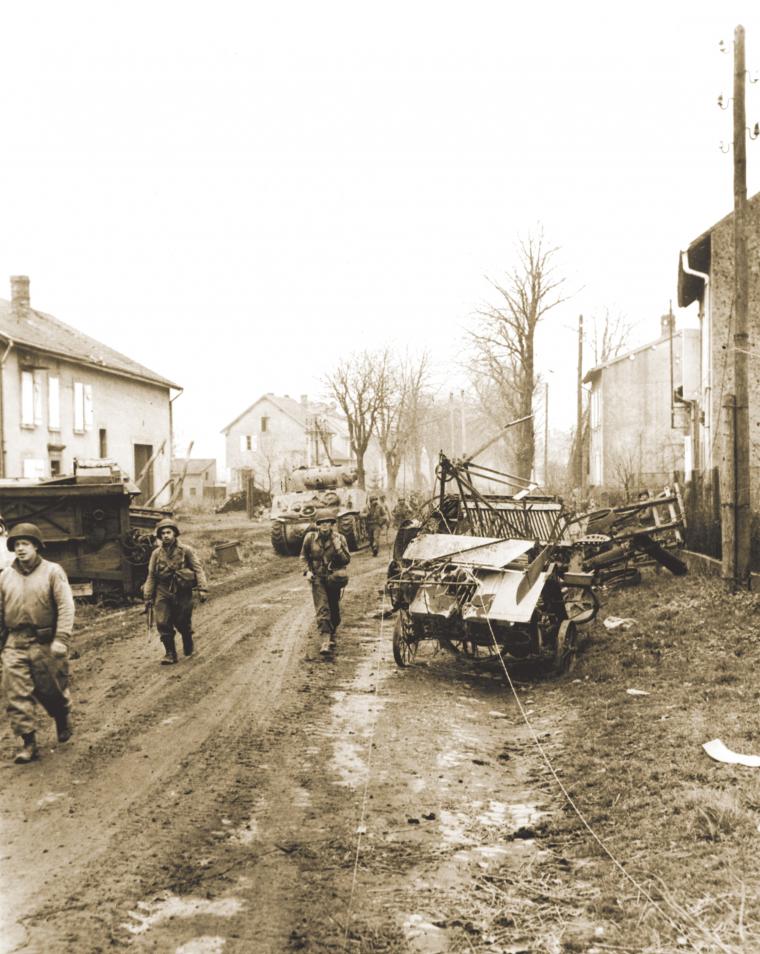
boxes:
[366,493,389,557]
[299,508,351,656]
[0,522,76,764]
[143,518,209,665]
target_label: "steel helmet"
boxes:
[314,508,338,525]
[7,522,44,551]
[155,518,180,536]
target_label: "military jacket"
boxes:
[299,530,350,580]
[144,541,208,600]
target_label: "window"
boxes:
[21,371,34,427]
[99,428,108,458]
[239,434,256,451]
[73,382,93,433]
[48,377,61,430]
[50,459,62,477]
[261,416,269,433]
[73,382,85,432]
[189,486,197,496]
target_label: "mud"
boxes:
[0,545,572,953]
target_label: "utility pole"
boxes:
[543,380,549,487]
[733,24,751,587]
[576,314,584,498]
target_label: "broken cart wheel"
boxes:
[553,619,577,674]
[392,609,419,667]
[562,585,599,624]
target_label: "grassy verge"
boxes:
[536,570,760,952]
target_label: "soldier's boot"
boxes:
[182,635,194,658]
[55,712,73,744]
[14,732,38,764]
[319,636,336,657]
[161,650,178,665]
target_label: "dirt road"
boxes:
[0,545,575,954]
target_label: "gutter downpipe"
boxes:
[680,251,710,472]
[0,337,14,478]
[168,387,184,503]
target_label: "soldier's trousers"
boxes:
[155,591,194,655]
[310,579,343,635]
[367,524,382,555]
[1,634,71,737]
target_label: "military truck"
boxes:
[270,465,368,556]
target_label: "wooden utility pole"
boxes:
[576,314,584,498]
[722,394,737,587]
[543,380,549,486]
[733,24,751,586]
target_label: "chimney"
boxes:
[11,276,30,322]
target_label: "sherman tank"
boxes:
[270,465,369,556]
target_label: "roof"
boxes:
[677,189,760,308]
[221,393,344,434]
[171,458,216,476]
[0,299,180,389]
[582,328,694,383]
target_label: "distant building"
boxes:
[171,458,224,505]
[0,276,178,504]
[584,316,700,493]
[221,393,383,492]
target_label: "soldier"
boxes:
[144,518,208,665]
[0,523,76,764]
[300,508,350,656]
[366,494,389,557]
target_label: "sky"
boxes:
[2,1,760,470]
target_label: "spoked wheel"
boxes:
[392,610,419,667]
[562,586,600,624]
[554,619,578,674]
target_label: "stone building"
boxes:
[0,276,178,504]
[171,458,224,506]
[678,190,760,495]
[584,318,700,494]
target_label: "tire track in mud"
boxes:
[0,554,388,953]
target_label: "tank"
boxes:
[270,465,369,556]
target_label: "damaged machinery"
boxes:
[387,433,687,674]
[0,459,170,603]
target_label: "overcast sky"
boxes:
[2,2,760,466]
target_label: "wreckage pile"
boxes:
[387,452,687,675]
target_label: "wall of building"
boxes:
[225,397,309,491]
[707,201,760,500]
[588,330,698,493]
[2,349,172,503]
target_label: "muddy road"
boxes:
[0,543,577,954]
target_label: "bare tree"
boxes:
[375,351,430,492]
[324,351,385,488]
[590,309,633,367]
[469,229,567,479]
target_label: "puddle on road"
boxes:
[121,893,244,936]
[175,937,226,953]
[328,654,387,787]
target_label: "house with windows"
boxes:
[222,392,383,492]
[0,276,179,504]
[584,314,700,494]
[171,457,225,506]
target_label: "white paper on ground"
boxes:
[703,738,760,767]
[626,688,650,696]
[603,616,637,630]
